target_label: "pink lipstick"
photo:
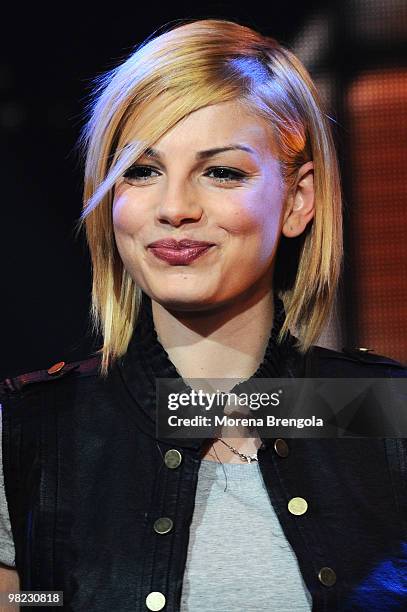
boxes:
[148,238,215,265]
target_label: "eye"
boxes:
[204,167,248,183]
[122,165,161,182]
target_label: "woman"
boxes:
[1,18,406,612]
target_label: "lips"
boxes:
[148,238,214,249]
[147,239,215,265]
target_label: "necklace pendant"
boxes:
[246,455,257,463]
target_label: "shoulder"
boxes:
[304,344,407,377]
[0,352,103,400]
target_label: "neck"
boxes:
[150,288,275,381]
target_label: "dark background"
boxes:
[1,0,406,379]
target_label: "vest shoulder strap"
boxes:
[0,352,102,398]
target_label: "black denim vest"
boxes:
[1,293,407,611]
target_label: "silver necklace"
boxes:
[214,437,258,463]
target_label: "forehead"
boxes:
[150,100,276,157]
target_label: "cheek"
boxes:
[219,189,283,239]
[112,193,143,234]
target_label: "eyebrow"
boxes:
[143,144,257,160]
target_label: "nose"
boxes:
[156,179,203,227]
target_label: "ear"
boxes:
[282,161,315,238]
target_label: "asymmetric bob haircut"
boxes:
[76,18,343,377]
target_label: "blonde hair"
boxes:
[75,18,343,377]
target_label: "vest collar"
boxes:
[113,291,302,450]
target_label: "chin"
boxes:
[148,287,220,312]
[155,296,216,312]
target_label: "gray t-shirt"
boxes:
[0,407,312,609]
[180,458,312,611]
[0,406,16,567]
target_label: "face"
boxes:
[112,100,301,312]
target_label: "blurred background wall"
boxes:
[1,0,406,378]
